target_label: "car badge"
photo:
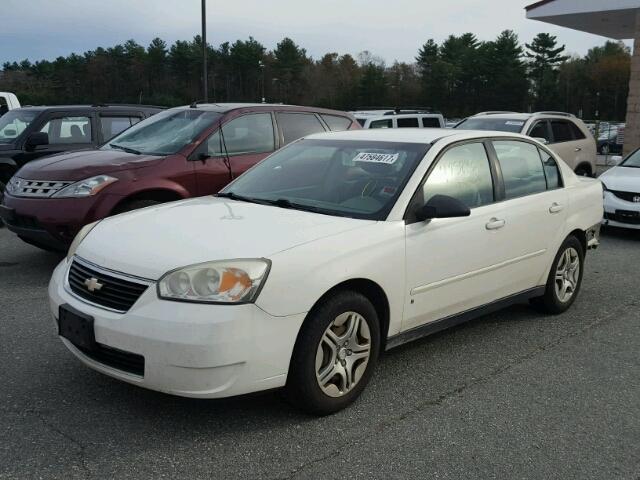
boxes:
[84,277,104,292]
[634,196,640,203]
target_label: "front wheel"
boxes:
[286,291,380,415]
[531,236,584,314]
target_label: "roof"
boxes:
[525,0,639,40]
[304,128,528,144]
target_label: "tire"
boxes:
[115,199,161,214]
[574,166,590,177]
[531,236,584,314]
[285,290,381,415]
[0,180,5,228]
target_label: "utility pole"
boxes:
[201,0,208,102]
[259,61,265,103]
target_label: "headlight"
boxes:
[157,259,271,304]
[5,177,21,196]
[67,221,100,261]
[53,175,118,198]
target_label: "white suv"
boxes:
[455,112,597,177]
[353,109,445,130]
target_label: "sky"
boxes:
[0,0,633,65]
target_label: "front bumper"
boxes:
[48,259,306,398]
[603,191,640,230]
[1,192,122,250]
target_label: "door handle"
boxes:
[549,202,564,214]
[485,218,506,230]
[574,147,582,152]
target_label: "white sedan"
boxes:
[601,151,640,229]
[48,129,603,415]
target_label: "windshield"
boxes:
[220,139,429,220]
[621,150,640,168]
[455,117,525,133]
[0,110,39,144]
[101,109,221,155]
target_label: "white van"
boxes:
[352,109,444,129]
[0,92,20,116]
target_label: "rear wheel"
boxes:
[574,166,591,177]
[115,199,161,214]
[531,236,584,314]
[285,291,380,415]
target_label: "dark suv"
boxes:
[0,104,163,192]
[0,103,358,251]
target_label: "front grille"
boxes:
[77,343,145,376]
[606,210,640,225]
[611,190,640,203]
[68,258,150,312]
[9,178,73,198]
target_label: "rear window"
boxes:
[277,113,326,145]
[569,122,586,140]
[369,119,392,129]
[455,117,525,133]
[551,121,573,143]
[397,117,419,128]
[356,118,366,127]
[422,117,441,128]
[322,114,352,131]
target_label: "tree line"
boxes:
[0,31,630,120]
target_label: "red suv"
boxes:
[0,103,358,251]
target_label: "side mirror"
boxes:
[611,155,623,165]
[415,194,471,222]
[532,137,549,145]
[25,132,49,149]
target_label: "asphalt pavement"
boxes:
[0,226,639,479]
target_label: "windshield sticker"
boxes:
[380,186,397,197]
[505,121,525,126]
[354,152,399,164]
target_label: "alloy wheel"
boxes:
[554,247,580,303]
[315,311,371,398]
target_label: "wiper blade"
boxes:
[264,198,330,215]
[216,192,271,205]
[110,143,141,155]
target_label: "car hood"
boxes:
[600,166,640,192]
[16,150,166,181]
[76,197,376,280]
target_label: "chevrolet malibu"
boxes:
[48,129,603,414]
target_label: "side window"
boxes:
[422,142,494,209]
[538,148,562,189]
[277,113,325,145]
[207,113,275,156]
[40,116,92,144]
[493,140,547,199]
[529,121,551,142]
[321,114,352,131]
[369,119,392,129]
[550,120,573,143]
[421,117,441,128]
[100,116,141,141]
[569,121,586,140]
[397,117,419,128]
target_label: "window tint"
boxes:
[539,148,562,189]
[100,116,141,141]
[207,113,275,156]
[423,142,494,209]
[493,140,547,199]
[397,117,419,128]
[40,116,92,144]
[529,121,551,142]
[551,121,573,143]
[278,113,325,145]
[369,119,392,129]
[569,121,586,140]
[322,114,352,131]
[422,117,441,128]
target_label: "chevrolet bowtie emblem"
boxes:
[84,277,103,292]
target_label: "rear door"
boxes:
[193,112,277,195]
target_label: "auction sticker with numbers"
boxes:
[353,152,399,164]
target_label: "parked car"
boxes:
[0,104,163,194]
[597,129,623,155]
[352,108,444,129]
[455,112,597,176]
[0,92,21,116]
[48,128,603,415]
[1,103,358,250]
[601,150,640,229]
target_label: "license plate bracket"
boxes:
[58,304,96,350]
